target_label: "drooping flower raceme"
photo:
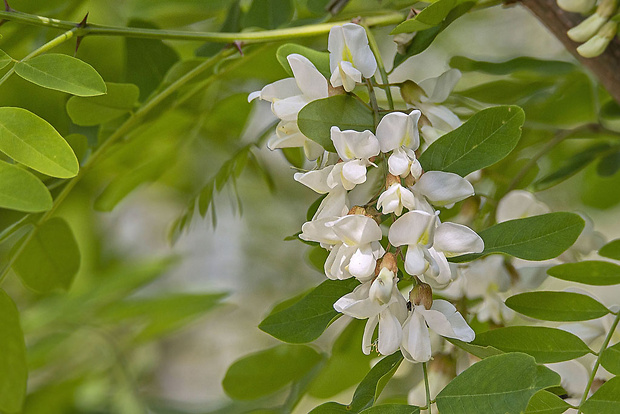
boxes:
[328,23,378,92]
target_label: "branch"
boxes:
[520,0,620,104]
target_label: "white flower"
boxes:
[249,54,328,160]
[377,183,416,215]
[496,190,550,223]
[388,211,483,285]
[411,171,475,209]
[376,110,422,177]
[330,126,380,190]
[401,299,475,362]
[328,23,377,92]
[415,69,462,133]
[335,268,408,355]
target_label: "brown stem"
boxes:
[519,0,620,104]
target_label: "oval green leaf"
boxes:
[277,43,330,78]
[547,261,620,285]
[66,82,139,126]
[473,326,592,363]
[15,53,106,96]
[450,212,585,263]
[13,217,81,293]
[297,95,375,152]
[0,107,79,178]
[418,105,525,177]
[436,353,558,414]
[259,278,359,343]
[0,160,52,212]
[581,376,620,414]
[0,290,27,414]
[0,49,12,70]
[600,342,620,376]
[391,0,458,34]
[599,239,620,260]
[505,291,610,321]
[525,390,571,414]
[222,344,323,400]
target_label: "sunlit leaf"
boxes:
[473,326,592,363]
[66,82,139,126]
[297,95,374,152]
[13,217,80,293]
[547,261,620,285]
[0,289,27,414]
[391,0,459,34]
[15,54,106,96]
[450,213,585,262]
[222,344,323,400]
[418,105,525,177]
[0,160,52,212]
[0,107,79,178]
[259,278,359,343]
[505,291,610,321]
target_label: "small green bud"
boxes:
[557,0,596,13]
[577,21,618,57]
[400,80,426,105]
[568,13,608,42]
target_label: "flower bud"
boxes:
[409,281,433,310]
[369,267,395,305]
[577,21,618,57]
[403,173,416,188]
[400,80,426,105]
[378,252,398,274]
[597,0,618,18]
[410,159,423,181]
[348,205,367,216]
[385,173,401,190]
[557,0,596,13]
[568,13,608,42]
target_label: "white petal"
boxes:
[300,217,341,245]
[414,171,474,207]
[402,311,432,362]
[399,185,417,211]
[303,139,325,161]
[269,121,307,150]
[419,69,461,104]
[363,315,379,355]
[342,23,377,78]
[248,90,261,102]
[331,61,361,92]
[496,190,550,223]
[377,185,401,215]
[378,308,403,355]
[388,210,435,247]
[419,103,462,131]
[258,78,301,102]
[288,53,328,101]
[376,111,420,153]
[405,245,429,276]
[326,244,355,280]
[434,222,484,257]
[272,95,309,121]
[424,299,475,342]
[348,244,378,279]
[388,148,412,177]
[342,160,369,185]
[331,127,379,160]
[294,166,334,194]
[369,267,395,305]
[328,214,382,246]
[313,186,348,220]
[335,281,385,318]
[424,248,452,286]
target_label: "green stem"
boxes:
[423,362,432,414]
[0,48,235,288]
[0,10,403,43]
[577,312,620,414]
[366,78,380,128]
[364,24,394,110]
[0,28,77,88]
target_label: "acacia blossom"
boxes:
[328,23,377,92]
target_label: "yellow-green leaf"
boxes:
[66,82,139,126]
[0,160,52,212]
[0,289,27,414]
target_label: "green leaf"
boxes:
[100,293,226,342]
[0,290,27,414]
[581,375,620,414]
[450,213,585,263]
[0,107,79,178]
[600,342,620,375]
[259,278,359,343]
[14,54,106,96]
[222,344,323,400]
[449,56,575,76]
[276,43,330,78]
[66,82,139,126]
[446,338,504,359]
[391,0,458,34]
[393,2,474,66]
[599,239,620,260]
[455,79,554,105]
[13,217,80,293]
[505,291,610,321]
[0,49,12,70]
[360,404,420,414]
[0,160,52,212]
[310,352,404,413]
[241,0,293,29]
[297,95,374,152]
[436,353,559,414]
[525,390,571,414]
[581,162,620,209]
[547,261,620,285]
[418,105,525,177]
[473,326,592,363]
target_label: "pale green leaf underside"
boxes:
[15,53,106,96]
[0,107,79,178]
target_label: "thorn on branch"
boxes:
[77,12,88,28]
[74,12,88,56]
[233,41,244,56]
[0,0,14,27]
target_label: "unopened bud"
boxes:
[410,159,423,181]
[385,173,401,190]
[400,80,426,105]
[348,206,367,215]
[577,21,618,57]
[557,0,596,13]
[403,173,416,188]
[597,0,618,18]
[409,282,433,310]
[568,13,608,42]
[378,252,398,274]
[369,267,395,305]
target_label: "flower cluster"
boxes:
[559,0,618,58]
[250,23,483,363]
